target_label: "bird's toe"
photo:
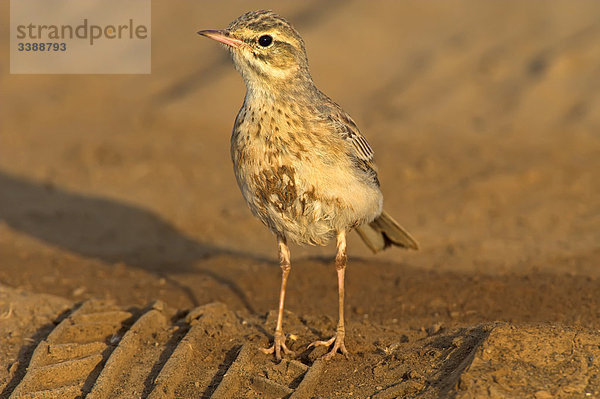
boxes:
[308,331,349,360]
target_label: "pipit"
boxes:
[198,10,418,361]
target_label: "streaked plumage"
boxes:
[199,10,418,361]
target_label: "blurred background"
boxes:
[1,1,599,317]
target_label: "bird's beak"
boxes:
[197,29,244,48]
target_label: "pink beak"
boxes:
[197,29,244,48]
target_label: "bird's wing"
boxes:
[326,106,380,186]
[328,109,375,166]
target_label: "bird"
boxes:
[198,10,418,361]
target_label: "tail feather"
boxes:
[355,210,419,253]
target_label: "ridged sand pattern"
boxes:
[8,300,326,399]
[9,300,134,399]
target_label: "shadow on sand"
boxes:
[0,171,269,310]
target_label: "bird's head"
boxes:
[198,10,312,90]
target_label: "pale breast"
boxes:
[230,100,382,245]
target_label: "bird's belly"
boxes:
[233,149,382,246]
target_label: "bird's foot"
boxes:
[308,329,349,360]
[260,329,295,361]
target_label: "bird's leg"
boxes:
[261,235,295,360]
[309,230,350,360]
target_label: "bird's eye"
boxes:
[258,35,273,47]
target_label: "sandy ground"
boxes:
[1,1,600,397]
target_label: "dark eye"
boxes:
[258,35,273,47]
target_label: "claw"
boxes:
[261,330,295,361]
[308,331,349,360]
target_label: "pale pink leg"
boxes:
[309,230,350,360]
[261,235,295,360]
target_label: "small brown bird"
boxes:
[199,10,418,361]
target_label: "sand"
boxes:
[1,1,599,397]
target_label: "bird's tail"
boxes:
[355,210,419,253]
